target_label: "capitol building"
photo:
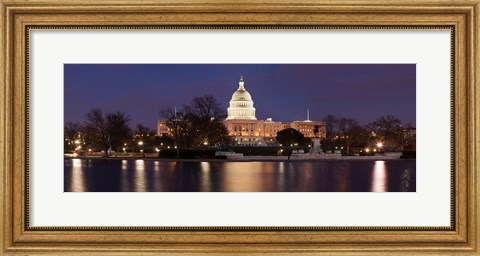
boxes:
[158,76,326,147]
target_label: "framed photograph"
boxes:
[1,0,478,255]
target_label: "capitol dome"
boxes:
[226,76,257,120]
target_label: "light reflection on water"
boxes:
[200,162,211,192]
[120,160,129,191]
[334,162,349,192]
[70,159,86,192]
[371,161,388,192]
[134,160,146,192]
[222,162,264,192]
[64,159,415,192]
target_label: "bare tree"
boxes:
[159,107,187,158]
[135,123,148,136]
[83,108,132,157]
[184,94,226,121]
[366,115,403,151]
[159,95,229,155]
[184,95,228,148]
[322,114,338,139]
[337,118,359,155]
[64,121,83,152]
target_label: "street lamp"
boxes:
[138,141,144,158]
[376,142,384,154]
[131,138,135,154]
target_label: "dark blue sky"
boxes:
[64,64,416,130]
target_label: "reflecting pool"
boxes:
[64,159,416,192]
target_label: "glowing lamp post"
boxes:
[138,141,144,158]
[376,142,384,154]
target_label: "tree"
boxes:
[155,134,174,148]
[135,123,154,138]
[276,128,308,148]
[64,121,83,152]
[159,107,188,158]
[134,123,157,153]
[185,95,228,148]
[322,114,338,139]
[184,94,226,121]
[366,115,404,151]
[348,124,370,150]
[82,108,132,157]
[402,122,416,151]
[336,118,360,155]
[160,95,229,152]
[337,118,357,137]
[204,121,229,147]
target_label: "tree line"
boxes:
[64,95,229,157]
[65,94,415,157]
[321,114,415,155]
[158,95,229,158]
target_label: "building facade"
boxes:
[157,76,326,146]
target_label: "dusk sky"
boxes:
[64,64,416,130]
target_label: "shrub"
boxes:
[158,149,216,159]
[401,150,416,159]
[231,147,284,156]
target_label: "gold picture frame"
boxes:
[1,0,478,254]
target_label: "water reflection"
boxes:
[64,159,415,192]
[222,162,264,192]
[334,162,349,192]
[200,162,212,192]
[134,160,146,192]
[152,161,162,191]
[120,160,129,191]
[121,160,128,171]
[276,162,285,191]
[371,161,388,192]
[300,162,314,192]
[70,159,86,192]
[401,168,412,192]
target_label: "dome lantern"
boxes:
[238,75,245,90]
